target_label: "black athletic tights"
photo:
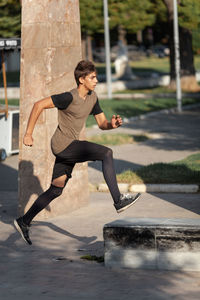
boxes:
[22,140,121,225]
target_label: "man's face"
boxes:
[80,72,98,91]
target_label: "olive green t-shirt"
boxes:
[51,88,102,154]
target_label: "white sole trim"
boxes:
[117,194,141,213]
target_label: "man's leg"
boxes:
[14,158,75,245]
[22,174,68,226]
[56,140,140,210]
[14,175,68,245]
[56,140,121,203]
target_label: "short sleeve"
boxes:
[51,92,73,110]
[90,99,103,115]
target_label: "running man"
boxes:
[14,60,141,245]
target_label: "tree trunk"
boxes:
[118,25,127,45]
[137,30,143,45]
[179,27,199,91]
[163,0,199,91]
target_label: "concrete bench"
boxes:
[103,218,200,271]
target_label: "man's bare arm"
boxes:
[23,97,55,146]
[94,112,122,130]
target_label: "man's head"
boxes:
[74,60,97,89]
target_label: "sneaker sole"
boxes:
[117,193,141,213]
[14,219,31,245]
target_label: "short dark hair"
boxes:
[74,60,96,86]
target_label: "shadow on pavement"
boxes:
[32,220,97,244]
[0,162,18,191]
[157,193,200,216]
[0,161,97,246]
[0,160,200,298]
[124,109,200,151]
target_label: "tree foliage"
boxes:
[79,0,156,35]
[151,0,200,32]
[79,0,104,35]
[108,0,155,33]
[150,0,168,23]
[0,0,21,37]
[178,0,200,30]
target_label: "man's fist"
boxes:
[23,134,33,147]
[111,114,123,128]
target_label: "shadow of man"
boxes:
[1,160,97,246]
[18,160,52,215]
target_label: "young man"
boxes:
[14,60,141,245]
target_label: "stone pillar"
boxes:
[18,0,89,219]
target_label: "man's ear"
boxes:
[79,76,84,85]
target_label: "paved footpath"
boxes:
[0,108,200,299]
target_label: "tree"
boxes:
[79,0,104,60]
[0,0,21,37]
[109,0,155,44]
[163,0,200,91]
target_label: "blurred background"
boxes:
[0,0,199,88]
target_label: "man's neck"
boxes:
[77,85,89,100]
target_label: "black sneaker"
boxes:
[14,217,32,245]
[114,193,141,213]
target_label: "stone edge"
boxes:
[89,183,199,193]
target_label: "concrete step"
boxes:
[104,217,200,271]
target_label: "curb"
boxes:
[122,103,200,124]
[90,183,199,193]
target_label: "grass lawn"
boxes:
[114,86,171,94]
[117,153,200,185]
[95,59,169,76]
[96,55,200,76]
[114,86,190,94]
[129,57,170,74]
[88,133,149,146]
[0,99,19,106]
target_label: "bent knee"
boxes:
[104,148,113,158]
[52,174,67,188]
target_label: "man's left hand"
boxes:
[111,114,123,128]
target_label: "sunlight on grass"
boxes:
[117,153,200,184]
[88,133,149,146]
[130,57,170,74]
[96,55,200,75]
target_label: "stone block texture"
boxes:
[19,0,89,219]
[104,218,200,271]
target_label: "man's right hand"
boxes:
[23,134,33,147]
